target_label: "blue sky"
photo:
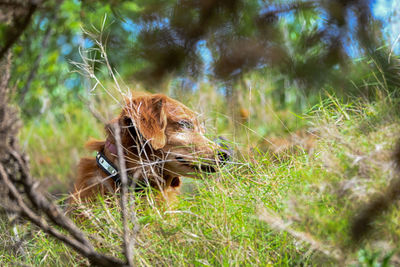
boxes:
[373,0,399,45]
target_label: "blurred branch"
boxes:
[0,0,39,60]
[257,2,315,22]
[350,139,400,242]
[0,1,29,8]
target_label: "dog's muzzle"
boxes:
[174,136,231,174]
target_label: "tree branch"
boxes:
[1,147,127,266]
[0,1,39,60]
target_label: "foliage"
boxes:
[2,0,396,117]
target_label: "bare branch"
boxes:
[0,162,127,266]
[113,122,134,267]
[7,148,92,246]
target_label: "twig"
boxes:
[78,95,108,124]
[113,122,134,267]
[0,163,127,266]
[8,148,92,247]
[2,147,127,266]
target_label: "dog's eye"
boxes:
[178,120,194,130]
[123,116,133,126]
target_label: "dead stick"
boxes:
[113,122,134,266]
[0,164,127,266]
[7,147,93,248]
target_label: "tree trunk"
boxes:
[0,51,29,207]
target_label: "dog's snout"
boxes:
[214,136,232,164]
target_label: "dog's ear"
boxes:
[123,94,168,150]
[85,138,105,151]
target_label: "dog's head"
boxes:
[107,92,230,178]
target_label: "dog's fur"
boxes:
[69,92,227,207]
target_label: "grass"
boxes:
[19,101,104,195]
[2,84,400,266]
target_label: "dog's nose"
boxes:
[214,136,232,165]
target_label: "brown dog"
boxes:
[69,92,229,207]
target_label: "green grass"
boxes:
[19,102,104,194]
[2,91,400,266]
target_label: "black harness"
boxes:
[96,151,148,192]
